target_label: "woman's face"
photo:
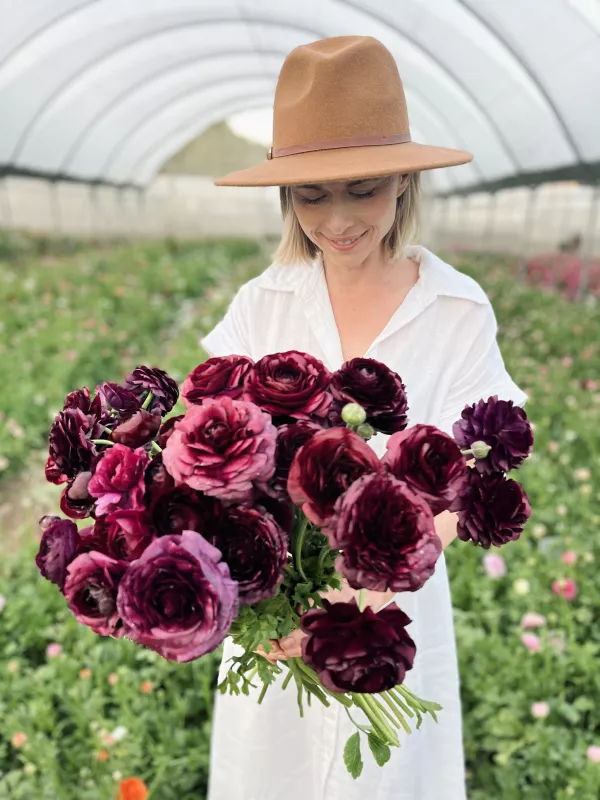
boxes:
[289,174,408,265]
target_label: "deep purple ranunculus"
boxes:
[63,551,128,637]
[35,518,80,589]
[110,409,162,448]
[96,382,141,416]
[452,396,534,475]
[60,470,95,519]
[287,427,380,526]
[300,598,416,694]
[123,365,179,415]
[63,386,104,419]
[94,509,157,561]
[148,485,225,537]
[45,407,105,485]
[454,468,532,549]
[329,358,409,434]
[88,444,150,516]
[209,505,288,604]
[156,415,185,449]
[243,351,332,422]
[162,397,277,503]
[75,524,109,557]
[116,531,239,662]
[329,472,442,592]
[272,421,323,496]
[382,424,468,515]
[144,454,176,496]
[181,356,254,408]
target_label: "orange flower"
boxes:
[116,777,150,800]
[11,732,27,748]
[80,668,92,679]
[140,681,153,694]
[108,673,119,686]
[96,749,110,761]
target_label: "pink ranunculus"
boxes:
[531,701,550,719]
[63,551,128,637]
[587,745,600,763]
[521,633,541,653]
[88,444,150,517]
[552,578,578,600]
[162,397,277,503]
[521,612,546,629]
[561,550,578,566]
[482,553,506,578]
[46,643,63,658]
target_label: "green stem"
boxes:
[91,439,114,447]
[394,684,427,713]
[294,517,309,581]
[358,589,366,612]
[381,692,412,734]
[142,391,154,410]
[149,441,163,456]
[352,693,398,746]
[383,689,414,719]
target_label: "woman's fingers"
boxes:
[256,639,286,664]
[279,629,306,658]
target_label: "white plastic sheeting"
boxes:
[1,0,598,191]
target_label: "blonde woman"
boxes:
[202,35,527,800]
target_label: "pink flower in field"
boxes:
[531,701,550,719]
[46,643,62,658]
[0,595,5,613]
[552,578,578,600]
[11,732,27,748]
[521,612,546,629]
[521,633,541,653]
[108,673,119,686]
[483,553,506,578]
[561,551,578,566]
[587,745,600,763]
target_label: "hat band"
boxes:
[267,132,411,160]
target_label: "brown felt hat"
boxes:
[215,35,472,187]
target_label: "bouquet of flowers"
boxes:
[36,352,534,778]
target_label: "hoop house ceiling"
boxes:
[1,0,599,193]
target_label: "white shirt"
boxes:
[201,245,528,800]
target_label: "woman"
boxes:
[202,35,528,800]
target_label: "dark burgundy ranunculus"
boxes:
[35,518,80,589]
[144,454,176,497]
[181,356,254,408]
[63,386,103,418]
[252,493,294,535]
[453,468,532,549]
[94,509,157,561]
[156,415,185,449]
[96,382,141,416]
[63,551,128,637]
[209,506,287,604]
[110,409,162,448]
[88,444,150,516]
[162,397,276,503]
[329,472,441,592]
[287,427,380,526]
[75,524,110,556]
[116,531,239,662]
[300,598,416,694]
[452,396,534,475]
[45,407,105,485]
[243,351,332,422]
[273,421,323,496]
[148,485,225,537]
[124,365,179,415]
[60,470,95,519]
[382,424,468,515]
[329,358,409,434]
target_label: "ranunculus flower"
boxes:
[521,632,541,653]
[88,444,150,517]
[96,383,141,416]
[329,358,408,434]
[521,612,546,629]
[45,407,105,485]
[209,506,287,604]
[552,577,578,600]
[95,510,156,561]
[162,397,276,503]
[454,469,531,549]
[116,531,238,662]
[181,356,254,408]
[452,396,534,475]
[60,470,94,519]
[156,415,185,449]
[63,551,128,637]
[243,351,332,422]
[35,518,80,589]
[561,550,578,565]
[531,701,550,718]
[124,366,179,415]
[110,410,162,448]
[382,424,468,515]
[300,598,416,693]
[148,485,225,537]
[75,524,110,557]
[483,553,506,578]
[329,472,441,592]
[586,745,600,763]
[287,427,380,526]
[144,455,176,496]
[272,421,322,495]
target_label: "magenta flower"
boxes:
[482,553,506,578]
[63,551,128,637]
[521,633,541,653]
[561,550,578,566]
[35,518,81,590]
[88,444,149,517]
[552,578,578,600]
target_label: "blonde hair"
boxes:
[274,172,421,265]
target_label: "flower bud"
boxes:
[341,403,367,426]
[355,423,375,441]
[471,440,492,460]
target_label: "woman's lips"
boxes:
[323,232,366,251]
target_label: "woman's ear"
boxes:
[396,173,410,197]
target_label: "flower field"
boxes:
[1,237,599,798]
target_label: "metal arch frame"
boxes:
[8,13,512,179]
[455,0,584,162]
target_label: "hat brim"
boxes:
[214,141,472,187]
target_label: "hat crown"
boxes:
[273,36,410,149]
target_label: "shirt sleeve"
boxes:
[436,302,529,435]
[200,285,253,358]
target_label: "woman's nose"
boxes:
[325,202,355,235]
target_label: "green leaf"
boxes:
[344,732,364,779]
[368,733,392,767]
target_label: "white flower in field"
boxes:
[111,726,128,742]
[564,430,577,442]
[532,524,547,539]
[583,552,595,563]
[6,419,24,439]
[0,456,9,473]
[579,484,592,496]
[112,771,123,781]
[23,763,36,776]
[531,701,550,718]
[565,396,577,409]
[513,579,530,595]
[0,595,5,613]
[556,504,568,517]
[574,467,591,481]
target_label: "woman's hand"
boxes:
[255,630,305,663]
